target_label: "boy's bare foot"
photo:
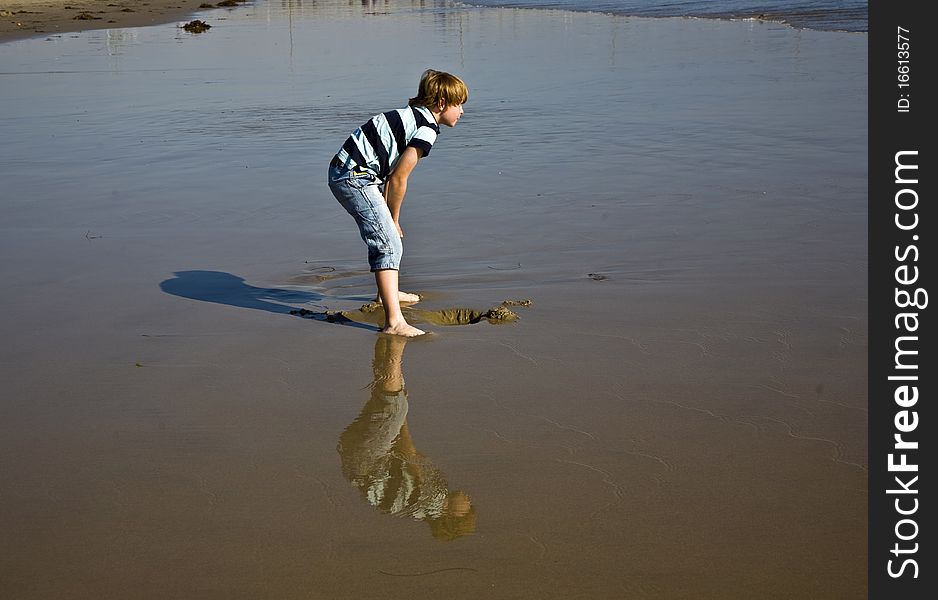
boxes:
[373,291,421,304]
[382,322,427,337]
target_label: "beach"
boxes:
[1,1,867,597]
[0,0,226,43]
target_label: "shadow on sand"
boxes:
[159,270,378,331]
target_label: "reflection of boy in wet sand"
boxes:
[327,70,468,337]
[337,335,476,540]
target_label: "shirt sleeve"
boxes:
[407,126,438,157]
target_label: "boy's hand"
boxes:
[386,147,421,241]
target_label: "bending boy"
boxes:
[328,69,467,337]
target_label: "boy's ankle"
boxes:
[385,313,408,327]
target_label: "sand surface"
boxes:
[1,1,867,597]
[1,0,235,42]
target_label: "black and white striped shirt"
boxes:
[333,105,440,181]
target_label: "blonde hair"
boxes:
[427,492,477,541]
[408,69,468,110]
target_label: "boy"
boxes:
[328,69,467,337]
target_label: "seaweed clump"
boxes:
[182,20,211,33]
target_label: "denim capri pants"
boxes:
[328,164,403,271]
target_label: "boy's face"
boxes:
[438,103,464,127]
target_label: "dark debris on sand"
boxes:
[289,308,352,324]
[502,299,533,307]
[182,20,212,32]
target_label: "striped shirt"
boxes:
[334,105,440,181]
[338,390,449,522]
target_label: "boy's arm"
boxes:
[384,146,422,237]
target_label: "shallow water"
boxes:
[1,1,867,598]
[460,0,869,32]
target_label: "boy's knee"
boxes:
[385,235,403,267]
[389,233,403,257]
[368,234,403,271]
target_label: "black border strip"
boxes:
[870,2,932,597]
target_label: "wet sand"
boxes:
[0,1,867,598]
[0,0,238,43]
